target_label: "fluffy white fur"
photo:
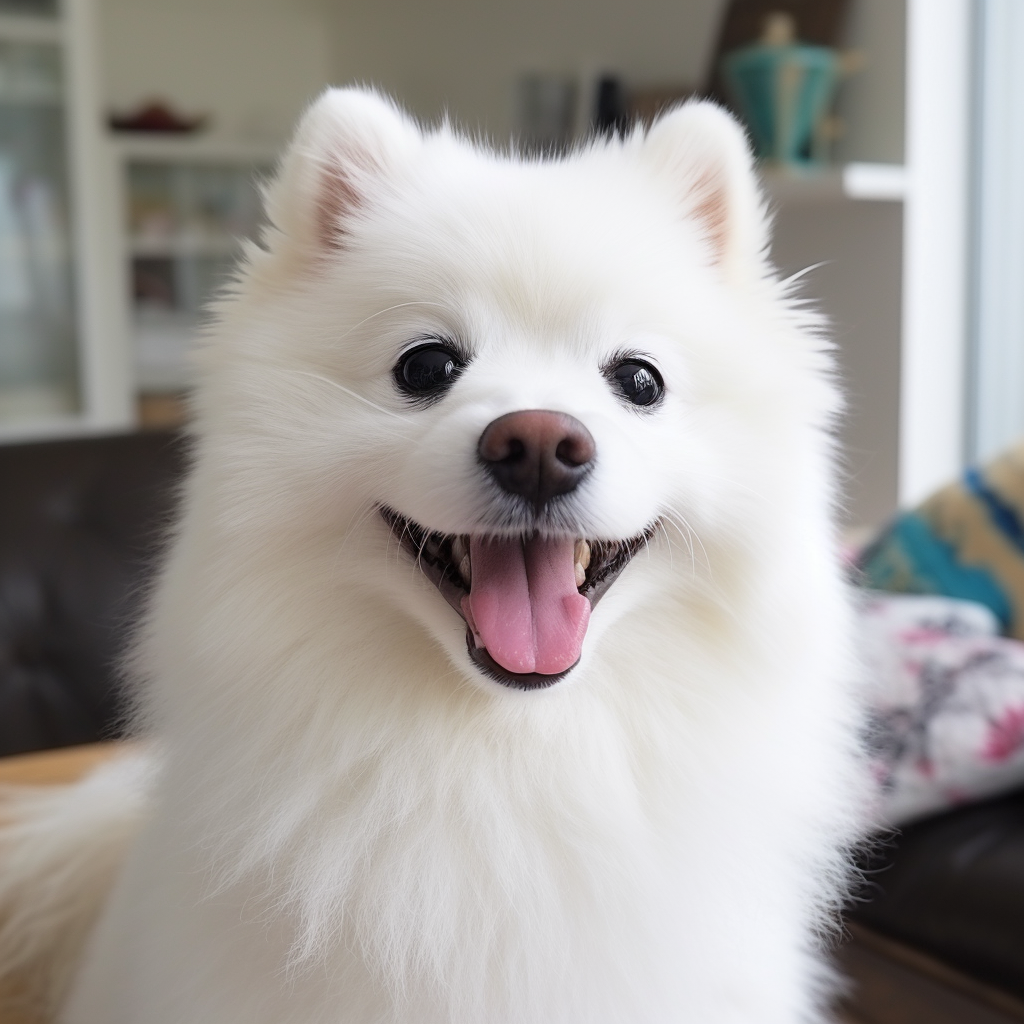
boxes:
[0,89,867,1023]
[0,753,152,1016]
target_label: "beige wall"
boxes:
[835,0,906,163]
[327,0,725,138]
[97,0,332,145]
[325,0,904,162]
[772,202,903,530]
[786,0,906,528]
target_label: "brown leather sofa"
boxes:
[0,432,1022,1023]
[0,431,185,757]
[839,794,1024,1023]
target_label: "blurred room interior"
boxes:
[5,0,1016,531]
[2,1,1024,1023]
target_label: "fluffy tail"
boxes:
[0,751,153,1015]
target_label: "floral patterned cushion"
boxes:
[860,592,1024,824]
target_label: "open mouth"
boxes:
[379,506,655,690]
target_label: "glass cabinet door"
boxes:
[0,30,79,423]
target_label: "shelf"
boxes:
[843,163,908,200]
[129,235,241,259]
[763,162,907,205]
[136,362,192,393]
[0,414,117,443]
[110,134,278,166]
[133,310,195,392]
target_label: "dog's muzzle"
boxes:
[379,409,656,690]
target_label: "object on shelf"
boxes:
[720,12,843,165]
[109,100,207,134]
[132,257,175,308]
[137,391,187,429]
[706,0,851,109]
[627,85,697,127]
[515,74,577,155]
[592,75,628,137]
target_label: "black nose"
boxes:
[478,410,596,511]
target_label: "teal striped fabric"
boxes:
[859,443,1024,641]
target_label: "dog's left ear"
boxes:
[265,87,421,259]
[643,101,768,283]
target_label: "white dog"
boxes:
[0,89,866,1023]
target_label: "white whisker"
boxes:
[289,370,411,423]
[338,300,455,341]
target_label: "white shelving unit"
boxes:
[0,0,131,441]
[110,135,275,395]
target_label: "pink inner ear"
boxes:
[689,171,729,265]
[316,161,361,253]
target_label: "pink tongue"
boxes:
[461,536,590,675]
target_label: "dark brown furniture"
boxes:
[836,792,1024,1022]
[0,431,186,757]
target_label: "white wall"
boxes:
[97,0,333,145]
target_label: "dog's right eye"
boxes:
[395,342,464,400]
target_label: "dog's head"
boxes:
[197,88,836,695]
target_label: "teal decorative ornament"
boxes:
[720,12,841,166]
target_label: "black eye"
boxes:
[608,359,664,408]
[395,342,464,400]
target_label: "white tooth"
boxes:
[459,555,472,585]
[574,562,586,588]
[452,537,467,564]
[574,539,591,570]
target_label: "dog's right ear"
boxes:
[264,88,420,258]
[642,101,768,285]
